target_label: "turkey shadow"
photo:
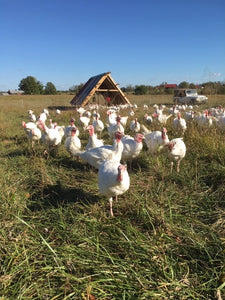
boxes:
[1,136,29,158]
[48,105,75,111]
[128,157,150,172]
[5,147,46,159]
[4,149,27,158]
[28,181,100,212]
[55,156,98,172]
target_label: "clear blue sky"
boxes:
[0,0,225,91]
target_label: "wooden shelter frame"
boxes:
[70,72,131,107]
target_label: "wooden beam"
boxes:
[96,89,119,92]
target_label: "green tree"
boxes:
[134,85,148,95]
[218,83,225,94]
[69,83,84,93]
[37,81,44,94]
[178,81,189,88]
[164,88,174,95]
[44,82,57,95]
[19,76,43,94]
[121,85,134,93]
[189,83,196,89]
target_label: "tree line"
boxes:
[121,81,225,95]
[19,76,57,95]
[18,76,225,95]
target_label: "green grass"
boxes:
[0,94,225,299]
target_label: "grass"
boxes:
[0,94,225,299]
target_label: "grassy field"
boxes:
[0,94,225,299]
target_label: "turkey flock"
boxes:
[22,102,224,216]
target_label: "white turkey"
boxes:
[120,115,129,127]
[22,121,41,149]
[153,104,164,115]
[78,115,90,130]
[77,109,91,130]
[173,112,187,135]
[195,110,213,127]
[176,104,187,111]
[163,138,186,172]
[27,110,36,122]
[214,105,224,116]
[53,123,65,140]
[43,108,49,115]
[76,131,124,170]
[83,110,92,118]
[168,105,179,115]
[153,112,172,125]
[92,110,101,119]
[144,114,153,124]
[107,116,124,139]
[85,125,104,151]
[27,109,34,115]
[76,107,86,116]
[38,120,63,155]
[142,125,169,154]
[22,121,37,135]
[98,160,130,217]
[92,115,104,138]
[129,118,141,133]
[129,107,135,116]
[48,119,55,129]
[64,118,79,138]
[214,115,225,130]
[121,133,145,169]
[106,110,117,126]
[185,110,194,121]
[64,127,81,156]
[37,110,49,123]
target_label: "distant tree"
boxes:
[189,83,196,89]
[218,83,225,94]
[121,85,134,93]
[69,83,84,93]
[134,85,148,95]
[178,81,189,88]
[19,76,44,94]
[152,85,164,95]
[201,81,218,94]
[37,81,44,94]
[164,88,174,95]
[44,82,57,95]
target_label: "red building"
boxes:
[164,84,177,89]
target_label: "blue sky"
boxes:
[0,0,224,91]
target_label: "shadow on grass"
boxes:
[53,156,92,171]
[5,147,45,159]
[3,149,27,158]
[128,157,150,172]
[48,105,75,111]
[28,181,100,212]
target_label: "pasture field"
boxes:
[0,94,225,299]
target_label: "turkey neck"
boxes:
[112,139,124,161]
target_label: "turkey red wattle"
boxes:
[117,165,125,182]
[115,131,123,142]
[161,128,167,140]
[134,133,145,143]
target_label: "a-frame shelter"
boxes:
[70,72,131,107]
